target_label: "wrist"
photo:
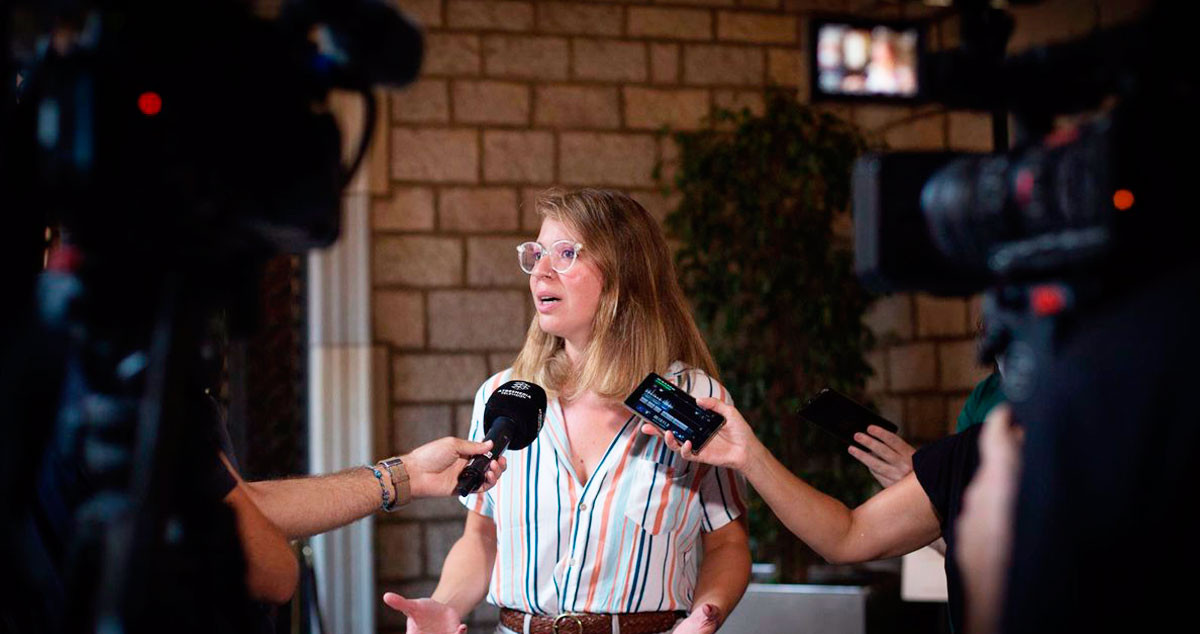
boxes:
[739,442,770,479]
[428,593,463,620]
[398,452,427,498]
[377,456,412,508]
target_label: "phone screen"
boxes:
[623,373,725,451]
[797,388,899,448]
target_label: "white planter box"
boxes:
[721,583,870,634]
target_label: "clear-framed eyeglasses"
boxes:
[516,240,584,274]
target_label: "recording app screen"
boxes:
[816,22,919,97]
[628,376,715,441]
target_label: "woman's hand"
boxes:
[639,397,763,472]
[847,425,917,488]
[381,593,465,634]
[671,603,722,634]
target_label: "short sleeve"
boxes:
[201,393,238,500]
[697,464,748,532]
[912,425,981,528]
[676,367,748,532]
[912,435,955,524]
[458,371,513,517]
[954,398,974,434]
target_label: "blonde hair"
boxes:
[512,188,718,401]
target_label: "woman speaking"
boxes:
[383,189,751,634]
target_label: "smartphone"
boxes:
[797,388,899,449]
[624,373,726,452]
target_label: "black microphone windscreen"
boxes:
[483,381,546,451]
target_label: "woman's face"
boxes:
[530,218,604,352]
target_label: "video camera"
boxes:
[7,0,420,261]
[824,0,1192,292]
[823,0,1195,377]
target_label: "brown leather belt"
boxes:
[499,608,684,634]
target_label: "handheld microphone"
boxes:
[454,380,546,496]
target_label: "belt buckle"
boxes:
[552,613,584,634]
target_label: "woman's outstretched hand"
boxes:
[381,593,465,634]
[639,397,763,472]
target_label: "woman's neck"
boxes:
[563,335,588,365]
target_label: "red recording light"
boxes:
[1030,285,1069,316]
[138,91,162,116]
[1113,189,1135,211]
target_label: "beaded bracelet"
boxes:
[364,464,396,512]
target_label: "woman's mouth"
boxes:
[536,294,562,312]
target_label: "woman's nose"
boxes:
[532,253,555,277]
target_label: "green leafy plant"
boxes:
[662,92,878,582]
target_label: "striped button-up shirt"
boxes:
[461,364,748,616]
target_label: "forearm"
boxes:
[430,526,496,617]
[691,527,751,620]
[739,446,860,563]
[246,467,385,539]
[741,448,941,563]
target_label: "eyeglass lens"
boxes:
[519,241,579,274]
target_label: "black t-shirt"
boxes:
[912,423,983,634]
[202,391,240,500]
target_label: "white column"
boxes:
[307,91,376,634]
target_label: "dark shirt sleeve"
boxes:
[200,435,238,501]
[911,424,983,528]
[912,433,958,524]
[198,394,238,501]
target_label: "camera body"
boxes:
[1,2,424,632]
[12,0,422,263]
[834,1,1192,300]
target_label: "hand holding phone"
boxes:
[624,373,726,453]
[797,388,899,450]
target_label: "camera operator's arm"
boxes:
[646,398,942,564]
[218,456,299,604]
[240,437,506,539]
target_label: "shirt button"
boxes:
[565,557,577,567]
[579,502,588,511]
